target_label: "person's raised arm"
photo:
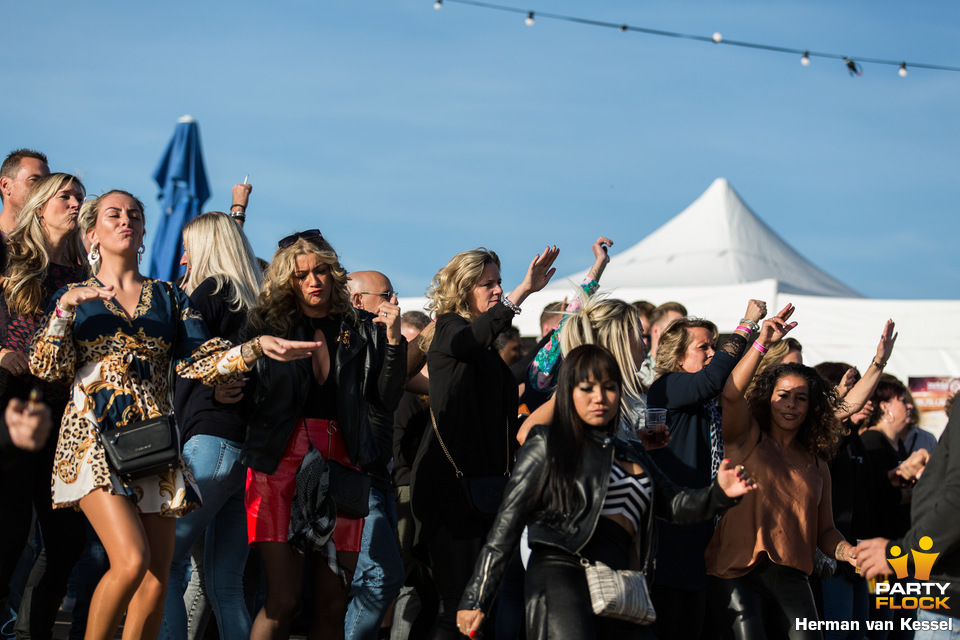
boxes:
[722,303,797,448]
[229,183,252,227]
[504,246,559,309]
[834,319,897,420]
[527,239,608,392]
[449,247,559,361]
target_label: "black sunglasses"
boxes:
[278,229,324,249]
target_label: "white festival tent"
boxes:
[399,178,960,395]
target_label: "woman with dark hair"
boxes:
[411,245,558,639]
[707,305,857,640]
[0,173,88,637]
[644,299,764,639]
[859,377,916,541]
[240,229,406,640]
[456,344,757,640]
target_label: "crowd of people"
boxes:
[0,147,955,640]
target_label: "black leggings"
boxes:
[708,557,822,640]
[524,518,653,640]
[426,524,487,640]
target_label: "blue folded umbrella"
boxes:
[149,115,210,282]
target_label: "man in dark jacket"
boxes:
[345,271,406,640]
[857,399,960,635]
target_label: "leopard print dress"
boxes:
[29,278,247,516]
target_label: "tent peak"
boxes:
[177,114,196,123]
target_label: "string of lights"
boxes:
[431,0,960,77]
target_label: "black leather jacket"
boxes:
[241,311,407,474]
[459,424,740,613]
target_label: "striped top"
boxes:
[600,463,653,532]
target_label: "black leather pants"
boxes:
[708,556,822,640]
[525,518,653,640]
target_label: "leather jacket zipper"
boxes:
[575,436,615,555]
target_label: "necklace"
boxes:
[769,436,804,472]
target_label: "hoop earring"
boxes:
[87,243,100,266]
[138,245,145,265]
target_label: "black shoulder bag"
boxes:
[97,282,180,483]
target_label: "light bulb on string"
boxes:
[899,63,908,77]
[525,11,535,26]
[712,32,722,43]
[801,51,810,66]
[844,57,863,77]
[433,0,442,8]
[619,25,628,33]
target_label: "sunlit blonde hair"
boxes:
[425,247,500,321]
[3,173,86,317]
[558,293,644,424]
[246,235,355,338]
[181,212,262,312]
[653,317,719,377]
[747,337,803,396]
[78,190,146,274]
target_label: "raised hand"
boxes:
[757,303,797,346]
[521,245,560,294]
[875,319,897,366]
[742,299,768,326]
[374,295,402,345]
[836,367,858,399]
[716,458,760,498]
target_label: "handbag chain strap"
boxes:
[429,409,510,480]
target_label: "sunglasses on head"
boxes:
[278,229,323,249]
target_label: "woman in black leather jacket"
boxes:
[241,230,406,640]
[457,345,757,640]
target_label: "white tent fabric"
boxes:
[548,177,861,297]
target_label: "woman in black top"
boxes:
[456,344,756,640]
[410,245,558,639]
[160,212,263,640]
[0,173,88,638]
[240,230,406,640]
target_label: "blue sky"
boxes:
[5,0,959,299]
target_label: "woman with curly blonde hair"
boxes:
[0,172,89,638]
[241,229,407,640]
[411,244,558,639]
[706,304,856,640]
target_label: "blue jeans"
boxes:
[344,485,404,640]
[159,436,251,640]
[914,609,960,640]
[822,573,869,640]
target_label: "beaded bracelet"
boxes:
[502,298,521,315]
[739,317,760,333]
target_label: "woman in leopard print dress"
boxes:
[30,190,320,640]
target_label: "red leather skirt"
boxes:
[245,418,364,551]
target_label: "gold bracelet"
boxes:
[251,336,264,359]
[872,358,886,370]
